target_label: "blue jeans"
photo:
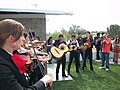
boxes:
[101,52,110,69]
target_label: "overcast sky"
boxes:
[0,0,120,33]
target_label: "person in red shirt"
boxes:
[99,33,111,71]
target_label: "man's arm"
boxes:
[0,64,45,90]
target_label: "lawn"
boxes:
[52,61,120,90]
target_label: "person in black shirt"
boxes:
[82,31,94,71]
[77,32,84,63]
[94,33,101,60]
[53,34,68,80]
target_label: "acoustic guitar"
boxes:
[69,45,77,51]
[50,44,69,59]
[83,37,102,51]
[80,45,87,51]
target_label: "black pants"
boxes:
[68,51,80,74]
[82,48,93,70]
[56,55,66,75]
[77,49,84,62]
[96,48,100,60]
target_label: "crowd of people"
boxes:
[46,30,120,80]
[0,19,119,90]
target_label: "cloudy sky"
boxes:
[0,0,120,33]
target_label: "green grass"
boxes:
[52,61,120,90]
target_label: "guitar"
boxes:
[69,45,77,51]
[84,41,92,48]
[82,37,102,51]
[50,44,69,59]
[79,45,87,51]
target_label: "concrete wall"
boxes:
[14,18,46,41]
[0,14,46,40]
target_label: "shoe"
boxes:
[90,68,94,71]
[106,68,110,71]
[68,72,70,75]
[62,74,68,77]
[97,58,101,60]
[82,68,84,72]
[76,70,80,73]
[99,67,105,69]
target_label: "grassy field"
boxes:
[52,61,120,90]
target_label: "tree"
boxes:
[46,24,87,41]
[46,31,68,41]
[61,27,70,41]
[61,27,67,34]
[107,24,120,39]
[68,24,80,35]
[68,24,87,35]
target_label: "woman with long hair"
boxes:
[113,35,120,64]
[46,36,54,64]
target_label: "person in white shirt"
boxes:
[68,34,80,75]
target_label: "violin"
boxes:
[23,23,52,89]
[22,44,32,50]
[32,40,45,52]
[17,47,33,65]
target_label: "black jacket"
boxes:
[82,36,93,48]
[53,40,66,47]
[94,36,101,50]
[77,37,84,45]
[0,48,45,90]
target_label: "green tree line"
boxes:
[46,24,120,41]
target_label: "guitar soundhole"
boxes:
[61,47,64,50]
[72,46,75,49]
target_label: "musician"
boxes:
[99,33,111,71]
[68,34,80,75]
[19,33,43,84]
[46,36,54,64]
[94,32,101,60]
[82,31,94,71]
[100,32,105,51]
[77,32,84,62]
[53,34,68,80]
[0,19,52,90]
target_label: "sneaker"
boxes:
[106,68,110,71]
[99,67,105,69]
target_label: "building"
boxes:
[0,8,73,40]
